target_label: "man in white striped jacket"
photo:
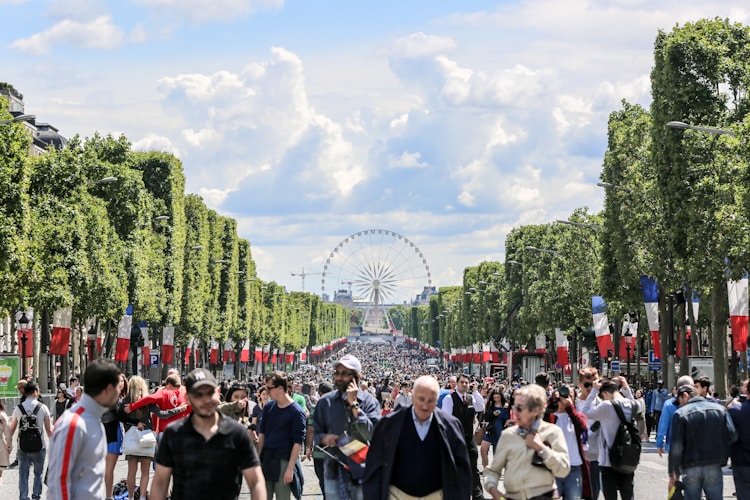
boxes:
[46,360,123,500]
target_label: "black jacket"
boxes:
[363,406,472,500]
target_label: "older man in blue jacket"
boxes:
[364,375,471,500]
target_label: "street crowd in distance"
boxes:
[1,339,748,500]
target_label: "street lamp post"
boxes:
[18,311,30,377]
[666,121,735,137]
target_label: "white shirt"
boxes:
[554,412,583,466]
[472,389,485,413]
[11,396,51,449]
[441,390,476,415]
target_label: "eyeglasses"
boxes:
[266,385,276,390]
[334,371,353,378]
[514,405,526,412]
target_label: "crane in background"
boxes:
[291,267,323,291]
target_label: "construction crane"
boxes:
[291,267,323,291]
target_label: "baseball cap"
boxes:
[184,368,218,393]
[658,379,664,384]
[332,354,362,374]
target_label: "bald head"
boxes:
[413,375,439,396]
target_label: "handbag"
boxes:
[122,427,155,457]
[139,429,157,448]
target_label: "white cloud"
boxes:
[9,16,124,55]
[132,133,180,157]
[134,0,283,23]
[388,151,427,169]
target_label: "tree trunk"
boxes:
[658,289,673,387]
[711,279,728,399]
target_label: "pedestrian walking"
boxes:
[669,385,737,500]
[9,381,53,500]
[0,400,11,486]
[149,368,266,500]
[46,359,124,500]
[579,377,637,500]
[485,383,571,500]
[441,372,484,500]
[257,371,306,499]
[728,379,750,500]
[312,354,381,500]
[363,375,472,499]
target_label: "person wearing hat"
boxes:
[312,354,381,500]
[650,379,669,434]
[150,368,266,500]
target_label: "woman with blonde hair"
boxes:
[121,375,155,500]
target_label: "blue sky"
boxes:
[2,0,747,302]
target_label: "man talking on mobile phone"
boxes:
[312,354,381,500]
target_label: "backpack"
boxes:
[607,399,641,474]
[18,402,43,453]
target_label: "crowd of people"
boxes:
[0,340,749,500]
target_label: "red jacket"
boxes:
[129,388,188,432]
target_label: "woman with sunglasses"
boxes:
[54,384,74,422]
[485,384,570,500]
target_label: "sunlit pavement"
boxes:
[0,438,739,498]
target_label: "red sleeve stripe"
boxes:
[59,407,86,500]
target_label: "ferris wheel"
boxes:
[321,229,432,333]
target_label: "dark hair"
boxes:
[24,381,39,396]
[0,399,5,412]
[265,371,289,392]
[694,376,711,389]
[487,387,507,407]
[83,359,122,397]
[318,382,334,395]
[599,379,619,395]
[535,371,550,388]
[457,373,470,383]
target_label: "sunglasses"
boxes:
[514,405,526,412]
[583,382,592,388]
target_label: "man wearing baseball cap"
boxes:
[313,354,381,500]
[150,369,266,500]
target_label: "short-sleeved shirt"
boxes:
[155,412,260,500]
[12,397,51,449]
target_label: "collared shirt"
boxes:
[411,407,434,441]
[156,412,260,500]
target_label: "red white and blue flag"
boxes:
[50,307,72,356]
[162,326,174,365]
[555,328,569,366]
[210,339,219,365]
[728,276,749,352]
[139,322,149,369]
[640,276,661,359]
[115,305,133,362]
[592,296,614,356]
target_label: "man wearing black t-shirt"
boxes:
[150,369,266,500]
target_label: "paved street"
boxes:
[0,439,740,498]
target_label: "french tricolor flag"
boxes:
[224,338,235,363]
[240,339,250,363]
[184,337,194,366]
[162,326,174,365]
[555,328,569,366]
[592,296,614,356]
[728,275,748,352]
[114,305,133,362]
[210,339,219,365]
[683,292,700,356]
[640,276,661,359]
[139,322,149,369]
[50,307,72,356]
